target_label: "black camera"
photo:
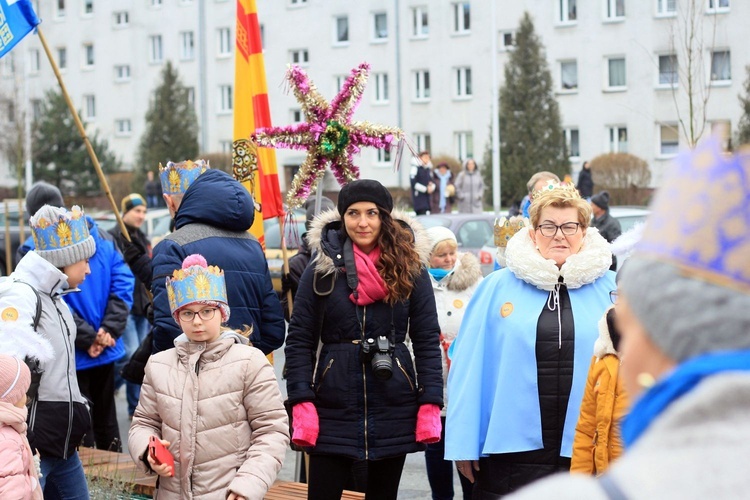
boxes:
[361,335,394,380]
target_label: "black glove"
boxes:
[122,240,145,266]
[281,272,294,294]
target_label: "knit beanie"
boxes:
[121,193,147,215]
[30,205,96,268]
[619,139,750,363]
[337,179,393,217]
[26,181,64,217]
[0,355,31,405]
[304,196,335,231]
[590,191,610,211]
[426,226,457,252]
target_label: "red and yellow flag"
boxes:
[234,0,283,247]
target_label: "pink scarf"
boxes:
[349,245,388,305]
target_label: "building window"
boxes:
[289,0,308,5]
[604,0,625,20]
[658,54,678,86]
[83,0,93,15]
[84,95,96,120]
[455,132,474,160]
[455,67,472,98]
[56,0,66,18]
[219,85,233,113]
[414,133,432,153]
[499,31,515,51]
[373,13,388,40]
[187,87,195,106]
[560,60,578,90]
[115,64,131,82]
[707,0,729,13]
[114,11,129,27]
[149,35,163,63]
[56,47,67,69]
[560,0,577,23]
[115,119,132,136]
[376,148,392,165]
[608,126,628,153]
[334,16,349,44]
[656,0,676,15]
[220,141,233,153]
[180,31,195,60]
[411,6,429,37]
[334,75,347,93]
[151,0,162,6]
[452,3,471,33]
[565,128,580,159]
[414,70,430,101]
[28,49,40,74]
[218,28,232,56]
[659,125,679,156]
[0,54,14,76]
[290,49,309,65]
[83,43,94,67]
[374,73,389,103]
[711,120,731,151]
[31,99,42,121]
[6,102,15,123]
[710,50,731,82]
[607,57,626,89]
[291,109,303,123]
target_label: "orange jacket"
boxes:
[570,313,629,475]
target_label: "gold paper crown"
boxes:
[494,216,528,248]
[159,159,210,195]
[530,179,581,202]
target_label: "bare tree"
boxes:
[0,54,27,198]
[590,153,652,206]
[667,0,718,147]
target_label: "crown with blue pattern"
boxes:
[166,254,230,322]
[31,205,96,268]
[159,159,210,195]
[636,138,750,292]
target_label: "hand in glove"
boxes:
[415,404,442,444]
[122,240,145,266]
[291,402,319,447]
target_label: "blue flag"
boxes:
[0,0,40,59]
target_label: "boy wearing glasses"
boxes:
[129,254,289,500]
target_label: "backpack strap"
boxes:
[12,279,42,331]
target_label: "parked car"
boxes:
[264,209,306,295]
[478,206,650,276]
[415,213,496,257]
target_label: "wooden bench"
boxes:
[78,447,364,499]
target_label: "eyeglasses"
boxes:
[535,222,581,238]
[178,308,217,322]
[609,290,619,304]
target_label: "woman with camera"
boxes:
[285,179,443,500]
[445,182,615,496]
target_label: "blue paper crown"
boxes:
[166,263,228,315]
[31,205,91,252]
[159,159,210,195]
[636,138,750,292]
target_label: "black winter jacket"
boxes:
[110,223,152,317]
[285,211,443,460]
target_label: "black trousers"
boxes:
[76,363,121,452]
[308,454,406,500]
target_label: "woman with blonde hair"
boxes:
[445,182,615,496]
[285,179,444,500]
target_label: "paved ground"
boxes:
[115,344,464,498]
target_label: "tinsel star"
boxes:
[254,62,404,209]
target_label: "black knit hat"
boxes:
[26,182,64,218]
[337,179,393,217]
[591,191,610,211]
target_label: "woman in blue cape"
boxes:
[445,182,615,496]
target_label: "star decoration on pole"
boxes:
[253,62,404,209]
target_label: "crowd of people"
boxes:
[0,140,748,500]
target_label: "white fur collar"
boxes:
[504,226,612,290]
[593,306,619,359]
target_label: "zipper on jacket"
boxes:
[395,358,415,392]
[361,305,369,460]
[55,302,74,460]
[316,359,334,393]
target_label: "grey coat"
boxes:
[507,373,750,500]
[454,169,485,214]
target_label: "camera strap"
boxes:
[343,238,360,301]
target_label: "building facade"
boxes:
[1,0,747,193]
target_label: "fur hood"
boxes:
[593,305,618,360]
[433,252,483,292]
[306,208,432,276]
[504,226,612,291]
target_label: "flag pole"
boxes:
[279,214,293,316]
[35,27,131,243]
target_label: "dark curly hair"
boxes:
[374,209,422,304]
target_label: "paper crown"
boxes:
[31,205,90,252]
[159,159,210,195]
[494,216,528,248]
[636,138,750,292]
[166,254,229,321]
[530,179,581,202]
